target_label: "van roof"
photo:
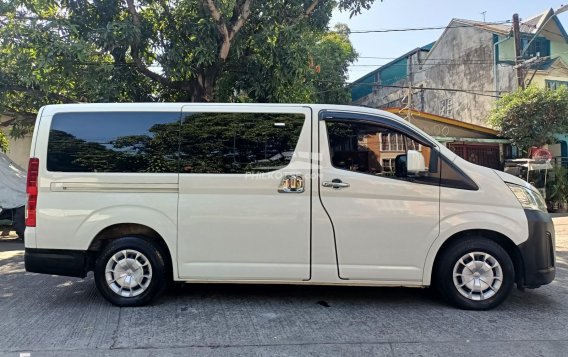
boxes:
[40,102,403,121]
[38,103,423,142]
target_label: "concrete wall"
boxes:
[532,74,568,88]
[551,41,568,63]
[1,115,32,169]
[417,24,515,126]
[5,134,32,169]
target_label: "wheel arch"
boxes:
[87,223,174,279]
[424,229,524,287]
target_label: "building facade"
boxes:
[351,8,568,128]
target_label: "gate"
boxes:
[447,143,500,169]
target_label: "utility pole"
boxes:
[406,55,413,123]
[512,13,524,89]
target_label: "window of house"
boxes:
[521,36,550,58]
[546,80,568,90]
[179,112,305,174]
[47,112,180,173]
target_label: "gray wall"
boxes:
[6,134,32,169]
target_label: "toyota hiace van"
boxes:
[24,103,556,310]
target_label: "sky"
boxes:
[330,0,568,82]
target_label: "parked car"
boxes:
[24,103,555,310]
[0,152,26,239]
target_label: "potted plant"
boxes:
[547,165,568,212]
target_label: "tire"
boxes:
[94,236,168,307]
[435,237,515,310]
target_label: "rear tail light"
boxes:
[26,158,39,227]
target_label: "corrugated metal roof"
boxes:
[350,45,431,84]
[452,19,511,35]
[384,108,500,136]
[421,42,436,51]
[535,57,556,71]
[453,10,559,36]
[530,56,568,72]
[521,11,548,33]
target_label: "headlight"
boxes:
[506,183,547,212]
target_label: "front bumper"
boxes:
[517,210,556,288]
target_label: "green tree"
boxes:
[0,0,370,131]
[488,86,568,152]
[216,23,357,103]
[311,24,357,104]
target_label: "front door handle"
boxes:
[322,179,350,189]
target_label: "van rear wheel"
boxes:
[435,237,514,310]
[94,237,167,307]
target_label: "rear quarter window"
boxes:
[47,112,180,173]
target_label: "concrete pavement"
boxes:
[1,218,568,357]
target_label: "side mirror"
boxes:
[406,150,427,175]
[395,154,407,178]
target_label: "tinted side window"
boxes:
[180,112,305,173]
[440,157,479,190]
[326,121,440,185]
[47,112,180,173]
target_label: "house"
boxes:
[352,8,568,127]
[350,43,434,111]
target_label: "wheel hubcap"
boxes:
[453,252,503,301]
[105,249,152,298]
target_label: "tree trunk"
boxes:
[187,66,220,102]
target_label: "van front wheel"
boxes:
[435,237,515,310]
[94,237,167,307]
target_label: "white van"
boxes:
[24,103,555,310]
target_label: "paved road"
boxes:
[1,219,568,357]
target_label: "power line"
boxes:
[347,21,510,34]
[357,56,517,61]
[5,15,511,34]
[349,62,501,67]
[314,78,500,98]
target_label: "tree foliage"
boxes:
[488,86,568,151]
[0,129,8,152]
[0,0,368,133]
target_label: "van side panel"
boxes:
[31,108,181,278]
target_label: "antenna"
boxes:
[481,11,487,22]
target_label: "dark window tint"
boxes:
[180,112,305,173]
[47,112,180,173]
[326,121,440,185]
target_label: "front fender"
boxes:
[421,209,528,285]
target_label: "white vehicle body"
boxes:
[24,103,556,309]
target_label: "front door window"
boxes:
[325,121,439,185]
